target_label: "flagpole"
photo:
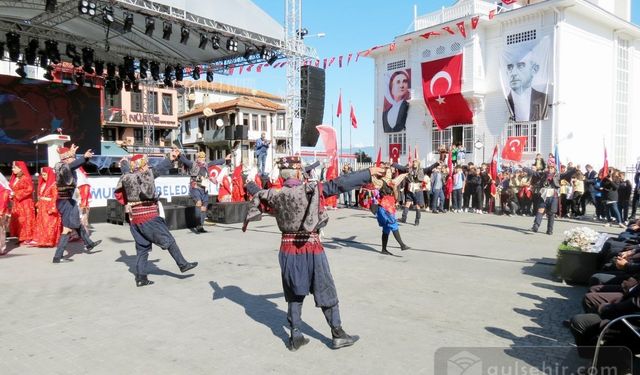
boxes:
[331,103,334,128]
[349,100,352,164]
[340,89,343,169]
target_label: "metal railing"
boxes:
[414,0,497,31]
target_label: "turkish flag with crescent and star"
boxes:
[208,165,222,183]
[501,136,528,161]
[389,143,401,163]
[421,54,473,130]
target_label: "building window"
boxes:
[134,128,143,143]
[243,113,249,126]
[505,122,537,153]
[260,115,267,132]
[184,119,191,135]
[131,92,142,113]
[148,91,158,114]
[387,132,407,155]
[506,30,537,45]
[614,37,629,166]
[102,127,116,141]
[252,114,258,131]
[386,60,406,71]
[277,114,285,130]
[162,93,173,115]
[432,127,452,152]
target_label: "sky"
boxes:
[216,0,640,150]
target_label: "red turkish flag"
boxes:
[389,143,401,163]
[501,136,527,161]
[208,165,221,182]
[375,147,382,167]
[350,104,357,128]
[336,92,342,117]
[601,146,609,179]
[456,21,467,38]
[421,54,473,130]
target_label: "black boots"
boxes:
[196,225,207,233]
[399,207,408,223]
[288,329,310,351]
[547,214,555,235]
[179,262,198,273]
[392,230,410,250]
[135,274,154,287]
[381,233,393,255]
[415,209,421,226]
[85,239,102,251]
[331,326,359,349]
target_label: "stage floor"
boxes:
[0,208,622,374]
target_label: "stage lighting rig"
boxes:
[106,62,116,78]
[211,34,221,50]
[123,12,134,32]
[162,22,172,40]
[15,62,27,79]
[38,51,48,68]
[259,45,269,60]
[102,6,114,25]
[180,27,190,45]
[75,72,85,86]
[267,53,278,66]
[46,0,57,13]
[6,32,20,62]
[243,46,254,62]
[118,64,127,81]
[150,61,160,80]
[0,43,4,60]
[198,34,208,49]
[192,66,201,80]
[139,59,149,79]
[66,44,77,58]
[94,60,104,76]
[175,64,184,81]
[25,39,39,65]
[145,17,155,36]
[206,69,214,82]
[44,40,60,64]
[132,81,140,93]
[226,37,238,52]
[82,47,94,73]
[78,1,96,17]
[44,66,55,81]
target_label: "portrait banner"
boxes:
[499,35,550,122]
[382,69,411,133]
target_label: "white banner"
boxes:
[292,117,302,155]
[88,176,207,207]
[499,35,550,122]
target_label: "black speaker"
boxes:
[300,66,325,147]
[234,124,248,140]
[224,125,234,140]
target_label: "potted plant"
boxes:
[555,227,600,284]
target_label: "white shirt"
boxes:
[512,87,532,122]
[386,101,402,130]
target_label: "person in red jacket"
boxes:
[34,167,61,247]
[217,167,232,202]
[9,161,36,245]
[0,173,10,254]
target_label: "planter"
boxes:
[554,248,599,285]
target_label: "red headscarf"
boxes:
[10,161,33,188]
[38,166,56,193]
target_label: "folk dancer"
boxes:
[34,167,61,247]
[9,161,36,245]
[53,145,102,263]
[243,156,385,351]
[115,151,198,287]
[393,160,440,225]
[178,150,229,233]
[372,166,410,255]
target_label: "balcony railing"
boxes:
[414,0,498,31]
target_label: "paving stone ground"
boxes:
[0,208,624,374]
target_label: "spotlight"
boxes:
[175,64,183,81]
[145,17,155,36]
[163,77,172,87]
[226,37,238,52]
[150,61,160,80]
[44,65,55,81]
[198,34,208,49]
[124,80,131,92]
[211,34,220,50]
[192,66,200,80]
[0,43,4,60]
[102,6,114,25]
[78,1,96,16]
[94,60,104,76]
[180,26,189,44]
[123,12,134,32]
[297,28,308,39]
[81,47,94,73]
[243,46,254,61]
[259,45,269,60]
[38,50,48,68]
[72,55,81,68]
[206,69,213,82]
[75,72,85,86]
[123,56,135,76]
[162,22,172,40]
[15,62,27,79]
[139,59,148,79]
[25,39,39,65]
[115,77,123,92]
[267,53,278,66]
[66,44,77,58]
[132,81,140,93]
[45,0,57,13]
[106,62,116,78]
[44,40,60,64]
[118,64,127,81]
[6,32,20,62]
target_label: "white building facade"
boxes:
[371,0,640,170]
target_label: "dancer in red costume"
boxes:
[34,167,61,247]
[9,161,35,245]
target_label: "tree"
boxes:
[355,150,372,163]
